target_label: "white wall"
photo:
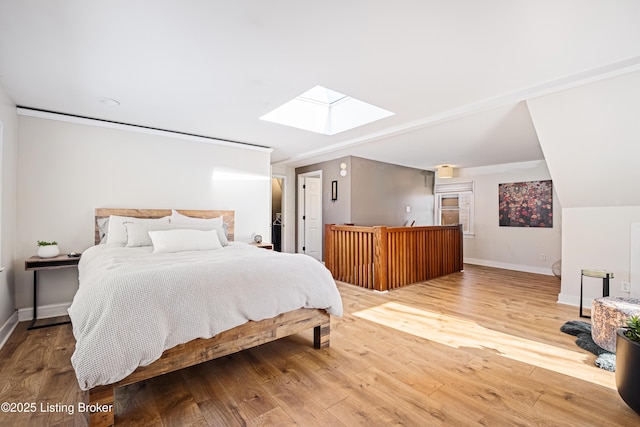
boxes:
[0,85,18,344]
[452,160,562,275]
[560,208,640,306]
[527,70,640,308]
[527,72,640,208]
[16,114,272,313]
[528,70,640,208]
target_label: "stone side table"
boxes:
[592,297,640,353]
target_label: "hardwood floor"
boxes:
[1,264,639,426]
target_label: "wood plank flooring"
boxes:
[1,264,639,426]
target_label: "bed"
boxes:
[70,208,343,426]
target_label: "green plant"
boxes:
[624,315,640,342]
[37,240,57,246]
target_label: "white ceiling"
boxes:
[1,1,639,170]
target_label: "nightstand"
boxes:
[250,242,274,250]
[25,254,81,330]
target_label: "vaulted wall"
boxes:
[527,70,640,306]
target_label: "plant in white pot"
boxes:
[37,240,60,258]
[616,314,640,414]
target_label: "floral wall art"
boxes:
[498,180,553,227]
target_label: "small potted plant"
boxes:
[37,240,60,258]
[616,314,640,414]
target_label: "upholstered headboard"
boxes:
[94,208,235,245]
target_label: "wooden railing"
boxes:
[325,224,463,291]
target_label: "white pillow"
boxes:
[169,210,229,245]
[123,222,167,247]
[124,221,225,247]
[149,229,222,253]
[106,215,170,245]
[170,209,222,226]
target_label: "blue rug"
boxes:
[561,320,616,372]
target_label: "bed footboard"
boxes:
[84,308,330,426]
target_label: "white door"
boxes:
[298,174,322,261]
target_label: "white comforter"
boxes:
[68,242,343,390]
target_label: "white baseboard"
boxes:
[464,257,553,276]
[0,311,19,350]
[18,302,71,322]
[557,293,585,309]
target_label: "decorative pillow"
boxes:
[123,222,166,247]
[149,229,222,253]
[124,221,225,247]
[169,209,229,245]
[106,215,170,245]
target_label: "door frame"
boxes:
[297,170,322,255]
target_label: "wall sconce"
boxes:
[339,162,347,177]
[331,180,338,201]
[436,165,454,179]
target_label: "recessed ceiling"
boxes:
[1,1,639,170]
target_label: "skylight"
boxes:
[260,85,394,135]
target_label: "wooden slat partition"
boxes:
[325,224,463,291]
[325,225,376,289]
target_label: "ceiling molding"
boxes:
[16,107,273,153]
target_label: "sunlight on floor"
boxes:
[353,302,616,390]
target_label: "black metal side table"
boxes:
[24,254,80,329]
[580,268,614,318]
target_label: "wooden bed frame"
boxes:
[85,209,331,426]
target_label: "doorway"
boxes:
[297,171,323,261]
[271,176,284,252]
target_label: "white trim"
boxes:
[0,311,18,350]
[18,301,71,322]
[16,108,273,153]
[435,181,474,194]
[464,257,553,276]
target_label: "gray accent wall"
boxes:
[350,157,434,226]
[295,156,435,257]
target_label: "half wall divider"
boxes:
[325,224,463,291]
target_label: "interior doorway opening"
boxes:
[271,177,284,252]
